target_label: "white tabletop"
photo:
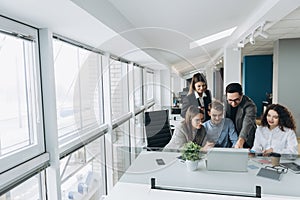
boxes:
[119,151,300,198]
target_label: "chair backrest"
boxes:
[145,110,172,150]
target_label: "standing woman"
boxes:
[181,73,212,122]
[252,104,298,155]
[164,105,207,150]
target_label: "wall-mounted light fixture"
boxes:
[249,31,255,45]
[258,22,269,39]
[215,57,223,66]
[237,21,269,48]
[237,40,245,48]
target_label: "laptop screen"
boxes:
[206,148,249,172]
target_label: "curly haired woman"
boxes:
[251,104,298,155]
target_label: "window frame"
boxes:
[0,16,45,173]
[52,37,106,154]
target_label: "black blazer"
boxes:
[180,90,212,122]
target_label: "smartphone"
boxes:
[156,158,165,165]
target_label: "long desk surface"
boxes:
[115,151,300,199]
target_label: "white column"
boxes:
[274,38,300,137]
[223,47,242,90]
[143,68,149,108]
[272,40,279,103]
[205,67,214,98]
[128,62,135,115]
[153,70,161,110]
[102,53,114,192]
[160,69,172,108]
[128,62,136,163]
[39,29,61,200]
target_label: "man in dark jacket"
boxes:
[224,83,257,148]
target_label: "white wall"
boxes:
[171,73,185,97]
[154,69,172,110]
[223,47,242,91]
[274,38,300,136]
[160,69,172,108]
[205,67,214,98]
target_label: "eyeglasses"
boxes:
[227,97,241,104]
[265,166,288,174]
[192,118,203,123]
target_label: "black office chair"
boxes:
[144,110,172,151]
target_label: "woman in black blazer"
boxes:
[181,73,212,122]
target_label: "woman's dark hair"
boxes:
[225,83,243,95]
[261,104,296,131]
[188,73,207,94]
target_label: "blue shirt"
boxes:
[202,118,238,147]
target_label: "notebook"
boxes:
[206,148,249,172]
[257,168,282,181]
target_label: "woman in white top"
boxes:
[252,104,298,155]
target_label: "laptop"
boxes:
[206,148,249,172]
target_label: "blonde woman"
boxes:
[165,105,206,150]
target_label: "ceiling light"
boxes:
[190,26,237,49]
[237,40,245,48]
[249,32,255,45]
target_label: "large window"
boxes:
[110,60,129,120]
[0,173,45,200]
[133,112,145,147]
[0,17,44,173]
[53,39,104,147]
[60,138,105,200]
[112,122,131,184]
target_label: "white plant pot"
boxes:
[185,160,199,171]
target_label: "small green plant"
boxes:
[181,141,201,161]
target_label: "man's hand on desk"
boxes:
[234,138,245,148]
[202,141,215,151]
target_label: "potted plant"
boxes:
[181,141,202,171]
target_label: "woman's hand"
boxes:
[262,148,273,156]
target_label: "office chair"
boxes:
[144,110,172,151]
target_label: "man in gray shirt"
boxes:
[224,83,257,148]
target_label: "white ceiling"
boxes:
[1,0,300,77]
[243,6,300,56]
[70,0,300,77]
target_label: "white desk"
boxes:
[116,151,300,199]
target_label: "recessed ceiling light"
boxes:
[190,26,237,49]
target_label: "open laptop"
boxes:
[206,148,249,172]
